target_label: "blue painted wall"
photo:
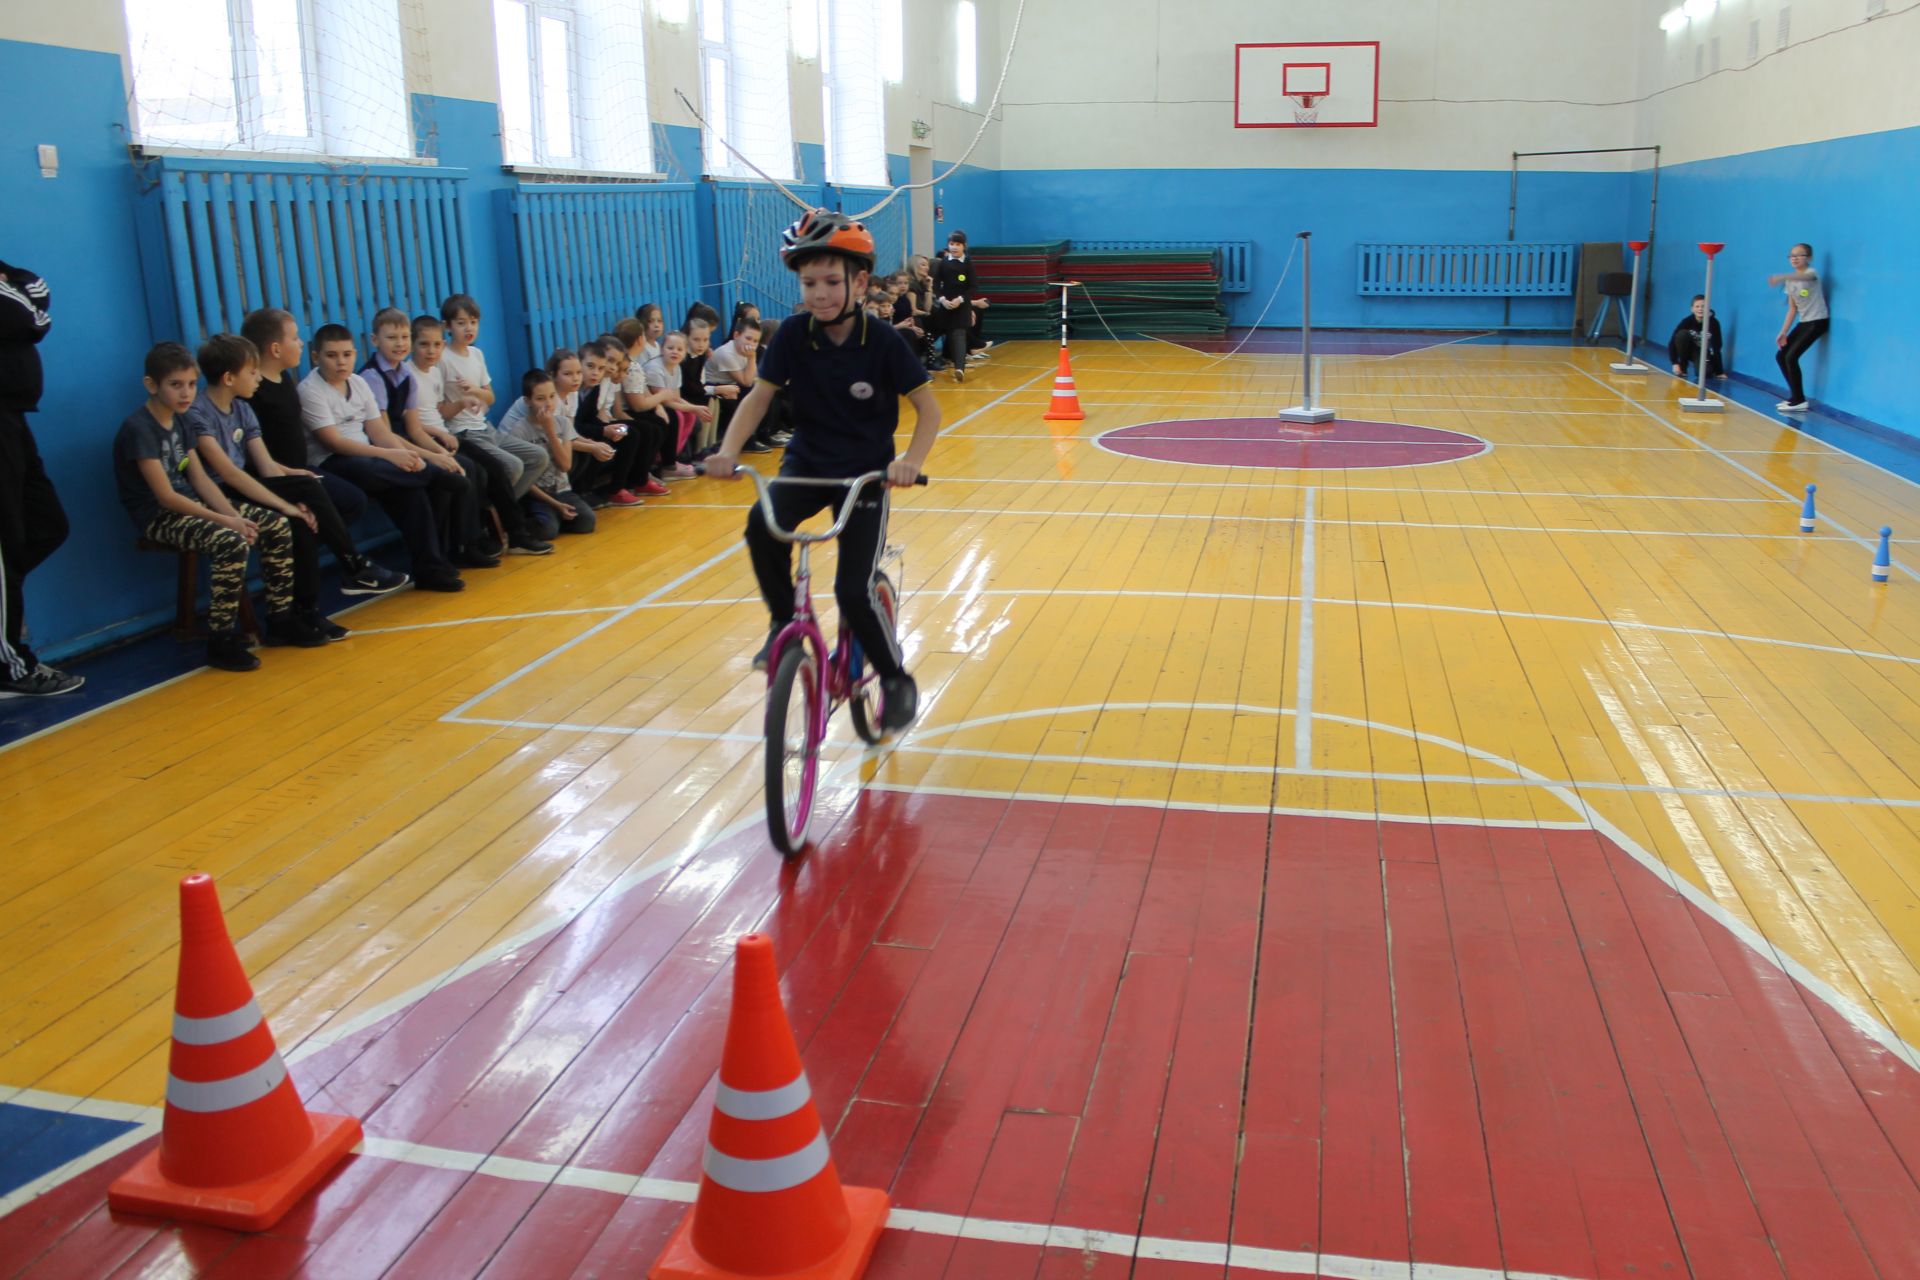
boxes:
[1631,125,1920,434]
[1000,166,1634,331]
[0,39,169,658]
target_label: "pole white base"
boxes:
[1277,406,1336,424]
[1608,360,1650,374]
[1678,396,1726,413]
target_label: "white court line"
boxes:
[936,367,1052,437]
[365,587,1920,671]
[662,502,1848,543]
[351,605,627,637]
[936,475,1785,505]
[1295,487,1316,770]
[0,1088,1583,1280]
[1566,362,1911,578]
[440,544,739,724]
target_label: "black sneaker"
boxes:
[477,535,505,558]
[878,672,919,731]
[207,633,261,672]
[769,431,793,446]
[741,438,773,454]
[416,571,467,593]
[507,534,556,556]
[342,563,410,595]
[0,663,85,698]
[304,610,350,642]
[751,627,781,672]
[455,548,502,569]
[264,612,330,649]
[586,491,613,510]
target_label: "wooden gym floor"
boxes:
[3,337,1919,1278]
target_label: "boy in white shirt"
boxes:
[299,324,463,592]
[437,294,550,505]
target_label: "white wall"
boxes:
[995,0,1644,171]
[1631,0,1920,164]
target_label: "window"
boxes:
[701,0,796,181]
[823,0,887,186]
[955,0,977,105]
[790,0,819,59]
[123,0,410,157]
[496,0,654,174]
[879,0,903,84]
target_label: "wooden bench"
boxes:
[135,539,260,640]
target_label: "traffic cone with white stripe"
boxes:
[1042,345,1085,422]
[650,934,889,1280]
[108,874,361,1231]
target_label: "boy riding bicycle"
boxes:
[706,210,942,731]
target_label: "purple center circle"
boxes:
[1096,418,1490,470]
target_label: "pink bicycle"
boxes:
[713,466,926,856]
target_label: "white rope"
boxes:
[848,0,1033,221]
[669,0,1032,227]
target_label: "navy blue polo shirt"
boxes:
[756,311,929,476]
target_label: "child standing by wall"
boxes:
[1767,242,1829,413]
[115,344,311,669]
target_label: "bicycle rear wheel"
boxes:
[849,572,898,746]
[765,643,820,857]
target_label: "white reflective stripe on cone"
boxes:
[703,1131,832,1194]
[172,999,265,1046]
[714,1074,813,1122]
[166,1051,289,1113]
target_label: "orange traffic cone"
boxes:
[650,934,889,1280]
[108,874,361,1231]
[1042,345,1085,422]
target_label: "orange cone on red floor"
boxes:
[108,874,362,1232]
[1042,345,1085,422]
[650,934,889,1280]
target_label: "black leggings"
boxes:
[0,408,68,676]
[745,479,902,678]
[456,438,530,537]
[1776,318,1828,404]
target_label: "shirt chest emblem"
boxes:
[850,381,875,401]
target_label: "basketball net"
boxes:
[1287,93,1323,125]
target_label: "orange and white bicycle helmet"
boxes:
[779,209,877,275]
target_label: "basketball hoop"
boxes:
[1286,92,1324,125]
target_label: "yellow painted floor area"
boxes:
[5,338,1920,1111]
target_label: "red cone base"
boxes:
[108,1110,362,1232]
[650,1184,889,1280]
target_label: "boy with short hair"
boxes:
[1667,294,1725,381]
[502,360,598,537]
[239,307,407,595]
[437,294,553,521]
[185,333,351,640]
[704,317,763,453]
[299,324,463,592]
[705,210,941,730]
[115,343,317,669]
[362,308,506,568]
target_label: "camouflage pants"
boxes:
[144,503,294,634]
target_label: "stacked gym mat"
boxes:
[969,242,1232,340]
[967,241,1069,341]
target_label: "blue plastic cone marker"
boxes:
[1872,527,1892,583]
[1800,484,1817,533]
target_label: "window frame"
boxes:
[821,0,887,188]
[496,0,589,171]
[700,0,796,181]
[126,0,327,154]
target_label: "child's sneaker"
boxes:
[206,633,261,672]
[666,462,698,479]
[0,663,85,698]
[878,672,919,731]
[304,610,349,642]
[1778,400,1810,412]
[641,478,670,496]
[508,533,556,555]
[752,626,781,672]
[264,612,329,649]
[608,489,646,507]
[342,562,410,595]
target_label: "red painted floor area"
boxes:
[1097,418,1491,470]
[7,794,1920,1278]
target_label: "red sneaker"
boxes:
[608,489,645,507]
[641,478,670,496]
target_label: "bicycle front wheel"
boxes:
[765,643,820,857]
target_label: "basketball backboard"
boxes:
[1235,41,1380,128]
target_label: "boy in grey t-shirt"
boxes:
[1767,242,1829,412]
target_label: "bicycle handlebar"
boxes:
[698,464,929,544]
